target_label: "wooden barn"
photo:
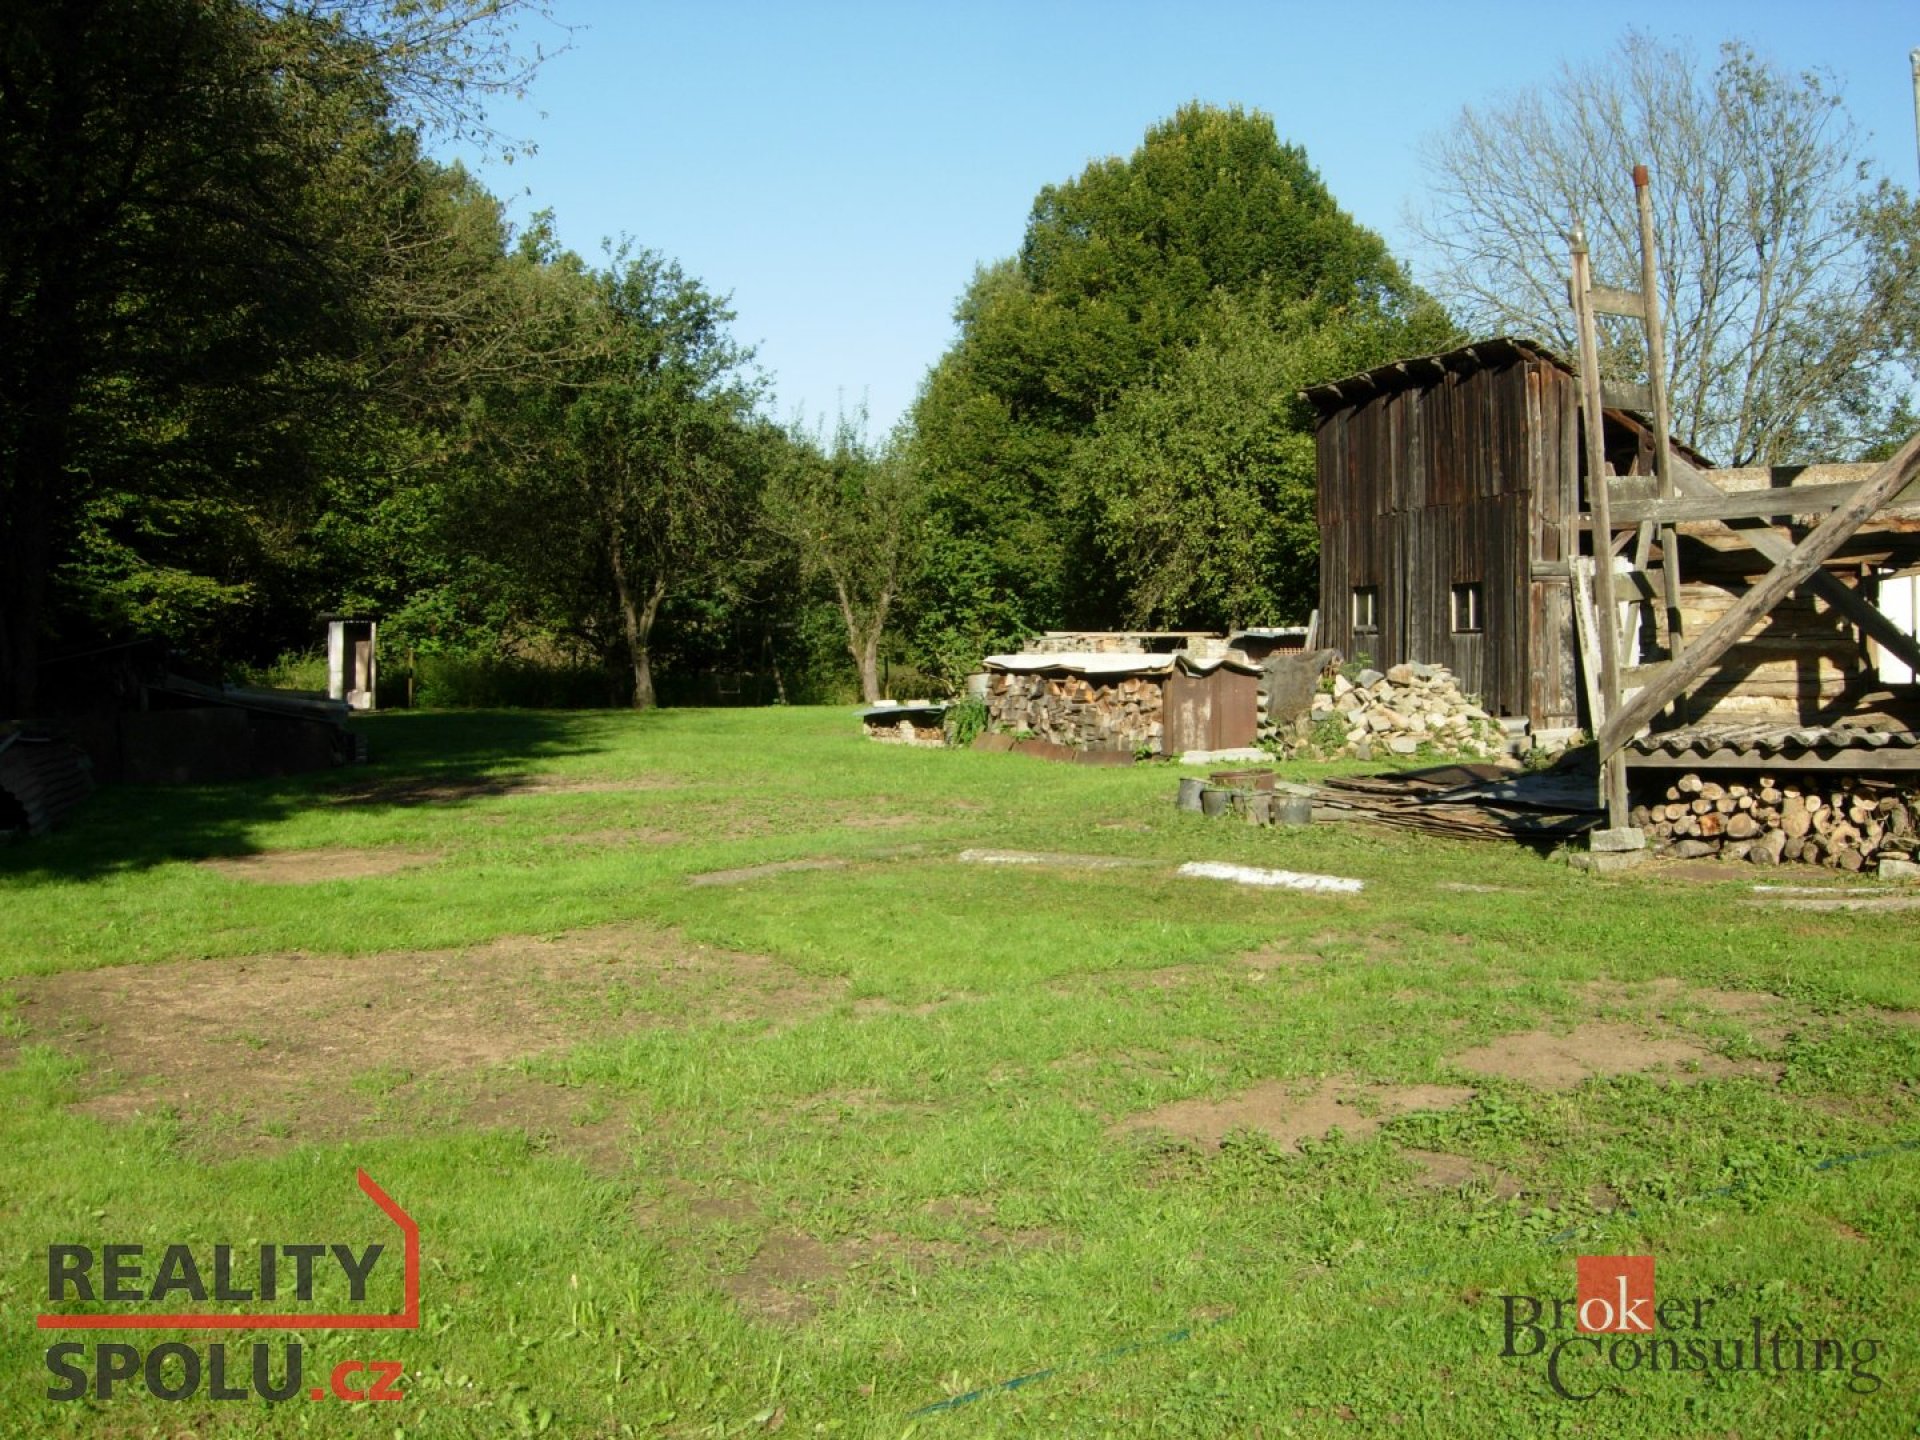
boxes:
[1306,338,1673,730]
[1303,338,1920,772]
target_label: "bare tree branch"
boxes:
[1408,32,1919,465]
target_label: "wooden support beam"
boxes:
[1590,284,1647,319]
[1569,557,1605,737]
[1624,746,1920,773]
[1602,382,1652,413]
[1668,458,1920,680]
[1635,166,1686,667]
[1599,431,1920,753]
[1572,235,1630,827]
[1594,479,1861,527]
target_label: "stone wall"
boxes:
[986,671,1163,752]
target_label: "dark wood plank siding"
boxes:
[1315,355,1579,724]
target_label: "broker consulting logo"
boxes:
[38,1169,417,1405]
[1498,1254,1887,1402]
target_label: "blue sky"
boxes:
[445,1,1920,435]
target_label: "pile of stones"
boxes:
[1271,662,1506,762]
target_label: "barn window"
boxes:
[1451,582,1483,633]
[1352,587,1378,633]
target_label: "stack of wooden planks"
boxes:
[1312,764,1601,846]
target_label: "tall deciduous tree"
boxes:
[0,0,554,714]
[1069,292,1452,628]
[549,252,763,709]
[1410,32,1920,466]
[767,413,924,703]
[909,102,1444,662]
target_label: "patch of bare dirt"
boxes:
[718,1231,842,1325]
[956,848,1157,871]
[631,1177,762,1232]
[719,1229,971,1326]
[19,924,839,1149]
[197,848,440,884]
[919,1197,1059,1250]
[1237,945,1322,971]
[1402,1149,1524,1198]
[1449,1022,1776,1091]
[1053,952,1303,998]
[796,1088,940,1125]
[923,1196,992,1222]
[1882,1011,1920,1028]
[1115,1078,1473,1150]
[1760,896,1920,914]
[1640,859,1762,884]
[456,1077,633,1174]
[325,774,682,807]
[688,858,848,887]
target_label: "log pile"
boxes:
[1269,661,1505,762]
[862,717,946,747]
[0,731,95,838]
[1634,773,1920,869]
[985,671,1161,753]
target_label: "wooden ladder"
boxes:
[1567,163,1685,828]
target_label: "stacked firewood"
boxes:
[1633,773,1919,869]
[985,672,1162,752]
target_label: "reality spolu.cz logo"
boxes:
[38,1170,416,1404]
[1499,1254,1887,1402]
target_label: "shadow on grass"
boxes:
[0,709,626,882]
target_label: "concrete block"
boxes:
[1568,848,1651,874]
[1589,827,1646,853]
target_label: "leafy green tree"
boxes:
[908,103,1444,663]
[0,0,553,714]
[1069,292,1451,628]
[767,413,924,703]
[491,250,763,709]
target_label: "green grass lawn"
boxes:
[2,705,1916,1437]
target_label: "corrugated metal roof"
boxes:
[1302,337,1566,412]
[1625,723,1920,759]
[983,652,1261,677]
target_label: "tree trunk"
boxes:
[832,576,890,704]
[611,534,666,709]
[764,626,788,705]
[856,630,882,705]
